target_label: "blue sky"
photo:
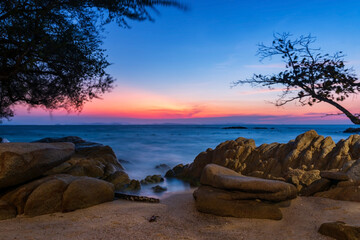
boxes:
[7,0,360,124]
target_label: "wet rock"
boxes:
[343,128,360,133]
[152,185,167,193]
[155,164,170,170]
[0,142,75,189]
[105,171,131,191]
[140,175,164,184]
[318,221,360,240]
[0,138,9,143]
[123,180,141,191]
[114,193,159,203]
[165,164,188,178]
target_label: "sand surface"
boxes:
[0,190,359,240]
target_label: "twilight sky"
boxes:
[8,0,360,124]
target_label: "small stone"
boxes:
[152,185,167,193]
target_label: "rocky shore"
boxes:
[1,130,359,239]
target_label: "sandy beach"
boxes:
[0,190,359,240]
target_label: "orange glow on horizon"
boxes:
[14,85,359,121]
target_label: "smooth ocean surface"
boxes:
[0,124,355,196]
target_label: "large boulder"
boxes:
[193,164,297,220]
[0,174,114,218]
[193,186,283,220]
[0,143,75,189]
[200,164,297,200]
[39,136,131,191]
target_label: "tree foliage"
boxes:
[234,33,360,124]
[0,0,187,120]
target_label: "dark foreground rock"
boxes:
[318,221,360,240]
[0,142,75,189]
[0,174,114,219]
[140,175,164,184]
[193,164,297,220]
[152,185,167,193]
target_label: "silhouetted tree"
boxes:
[0,0,187,120]
[234,33,360,124]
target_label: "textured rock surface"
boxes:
[0,200,16,220]
[200,164,297,200]
[318,221,360,240]
[39,136,133,191]
[320,170,350,181]
[0,142,75,189]
[314,180,360,202]
[193,186,283,220]
[193,164,296,220]
[0,174,114,218]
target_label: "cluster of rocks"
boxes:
[193,164,297,220]
[0,136,140,220]
[168,130,360,202]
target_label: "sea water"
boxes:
[0,124,355,196]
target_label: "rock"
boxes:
[33,136,86,144]
[176,130,360,197]
[0,174,115,218]
[0,200,16,220]
[0,138,9,143]
[152,185,167,193]
[165,164,188,178]
[346,159,360,180]
[222,126,248,129]
[343,128,360,133]
[155,164,170,170]
[318,221,360,240]
[200,164,297,199]
[320,170,349,181]
[44,144,126,181]
[140,175,164,184]
[314,180,360,202]
[0,142,75,189]
[62,177,114,212]
[286,169,321,191]
[105,171,130,190]
[300,178,332,196]
[193,186,283,220]
[114,193,159,203]
[123,180,141,191]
